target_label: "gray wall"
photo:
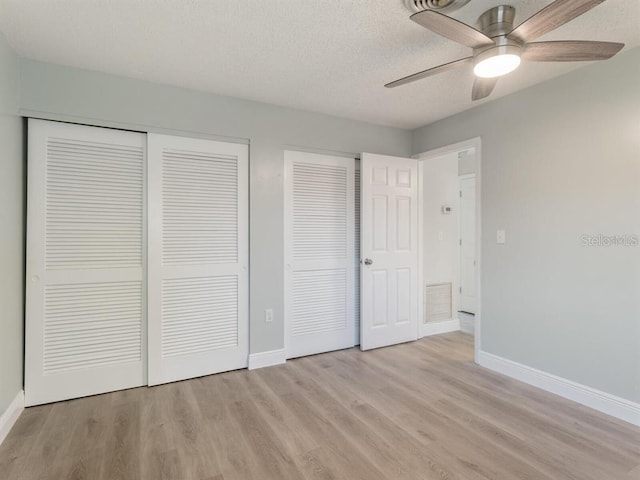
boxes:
[0,33,24,415]
[413,47,640,403]
[19,59,412,356]
[13,44,639,405]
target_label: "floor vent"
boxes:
[425,282,452,323]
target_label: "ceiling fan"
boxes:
[386,0,625,100]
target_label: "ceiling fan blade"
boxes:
[385,57,472,88]
[509,0,605,43]
[411,10,494,49]
[472,77,498,101]
[522,40,624,61]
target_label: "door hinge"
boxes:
[459,239,462,246]
[459,190,462,198]
[459,286,462,294]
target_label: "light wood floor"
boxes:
[2,332,639,479]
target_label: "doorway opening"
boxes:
[415,138,481,360]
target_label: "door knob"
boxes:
[363,258,373,266]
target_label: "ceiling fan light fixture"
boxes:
[473,45,521,78]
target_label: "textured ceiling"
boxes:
[0,0,638,129]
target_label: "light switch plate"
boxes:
[497,229,506,245]
[265,309,274,323]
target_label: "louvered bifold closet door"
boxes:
[147,134,248,385]
[25,119,146,406]
[284,151,355,359]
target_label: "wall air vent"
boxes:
[425,282,453,323]
[404,0,471,14]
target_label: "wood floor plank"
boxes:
[13,399,86,480]
[100,398,142,480]
[190,377,257,480]
[229,398,306,480]
[244,371,321,457]
[627,464,640,479]
[281,389,388,480]
[2,332,639,480]
[167,381,223,480]
[295,446,340,480]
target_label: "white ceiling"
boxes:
[0,0,638,129]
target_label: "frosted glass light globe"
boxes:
[473,44,522,78]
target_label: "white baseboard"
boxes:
[248,348,286,370]
[420,318,460,338]
[478,351,640,427]
[0,390,24,446]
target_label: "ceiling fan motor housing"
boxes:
[478,5,517,39]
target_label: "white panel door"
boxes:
[459,175,477,314]
[360,153,419,351]
[285,151,355,359]
[148,134,248,385]
[26,119,146,406]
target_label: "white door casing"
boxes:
[284,151,355,359]
[25,119,146,406]
[354,163,361,345]
[360,153,419,351]
[147,134,248,385]
[459,175,476,314]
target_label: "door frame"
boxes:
[413,137,482,363]
[458,173,476,315]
